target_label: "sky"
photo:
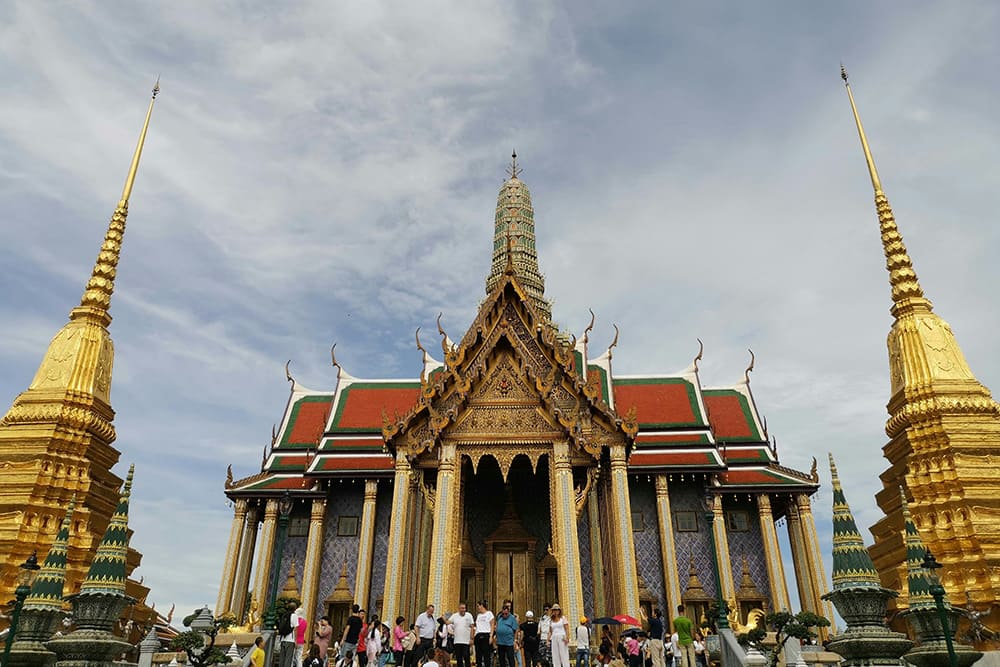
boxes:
[1,1,999,620]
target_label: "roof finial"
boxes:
[76,80,160,322]
[743,348,755,384]
[506,149,522,180]
[841,65,925,305]
[693,338,704,373]
[582,309,596,347]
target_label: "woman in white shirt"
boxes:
[475,601,495,667]
[548,605,570,667]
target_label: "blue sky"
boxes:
[2,2,999,618]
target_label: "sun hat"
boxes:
[551,604,561,611]
[526,611,535,618]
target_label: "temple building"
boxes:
[0,83,160,639]
[220,154,833,641]
[842,69,1000,633]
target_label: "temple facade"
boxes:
[219,157,832,642]
[841,69,1000,634]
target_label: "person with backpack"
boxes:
[279,602,300,667]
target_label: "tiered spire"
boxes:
[841,66,925,308]
[485,151,552,320]
[79,465,134,597]
[828,454,881,590]
[900,488,938,610]
[22,498,76,612]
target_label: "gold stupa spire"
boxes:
[76,79,159,325]
[841,66,925,308]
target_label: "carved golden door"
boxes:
[492,546,533,613]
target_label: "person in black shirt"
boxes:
[647,610,664,667]
[519,611,540,667]
[342,605,364,659]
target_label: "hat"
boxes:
[580,617,588,625]
[551,604,561,611]
[526,611,535,618]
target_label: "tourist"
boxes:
[403,624,418,667]
[435,648,452,667]
[449,603,475,667]
[646,611,663,667]
[338,652,357,667]
[474,601,494,667]
[494,603,520,667]
[691,633,706,667]
[423,648,440,667]
[306,645,325,667]
[519,611,539,667]
[393,617,408,667]
[341,606,364,659]
[624,632,640,667]
[366,616,384,667]
[667,632,680,667]
[358,611,370,667]
[315,616,334,666]
[280,602,300,667]
[547,605,569,667]
[437,617,450,651]
[416,605,438,659]
[538,605,552,667]
[575,618,590,667]
[250,636,266,667]
[296,607,309,667]
[670,607,694,667]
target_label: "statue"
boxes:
[961,594,996,644]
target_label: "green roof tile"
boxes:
[79,465,133,597]
[828,454,881,590]
[23,498,75,612]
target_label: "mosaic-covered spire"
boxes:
[79,465,134,596]
[829,454,881,590]
[22,498,76,612]
[901,487,938,610]
[485,151,552,321]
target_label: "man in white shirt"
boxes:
[416,605,437,658]
[449,603,475,667]
[537,605,552,667]
[669,633,681,667]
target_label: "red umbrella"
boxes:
[613,614,641,626]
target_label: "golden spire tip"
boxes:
[840,63,848,83]
[506,149,522,179]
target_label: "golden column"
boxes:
[755,495,790,612]
[785,500,815,614]
[551,441,586,645]
[382,452,414,622]
[427,442,460,610]
[231,504,260,623]
[608,444,640,617]
[355,481,379,609]
[301,498,327,636]
[216,498,249,614]
[251,498,279,627]
[587,485,606,617]
[795,494,834,634]
[654,475,683,614]
[710,494,735,602]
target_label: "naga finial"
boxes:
[437,312,452,356]
[225,464,234,489]
[271,423,278,446]
[607,324,620,359]
[582,308,596,347]
[285,360,295,386]
[330,343,341,370]
[166,603,175,624]
[810,456,819,483]
[415,328,427,358]
[693,338,704,373]
[744,348,755,384]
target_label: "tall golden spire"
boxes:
[841,66,925,308]
[76,79,160,325]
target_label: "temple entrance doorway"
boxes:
[463,454,552,614]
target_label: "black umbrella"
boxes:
[591,617,621,625]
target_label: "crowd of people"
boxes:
[249,601,709,667]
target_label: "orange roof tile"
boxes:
[282,396,334,447]
[703,391,760,441]
[330,383,421,432]
[613,378,703,428]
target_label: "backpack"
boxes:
[278,611,293,637]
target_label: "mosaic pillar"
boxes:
[382,453,413,623]
[251,498,279,627]
[654,475,683,615]
[301,497,327,636]
[402,473,423,621]
[786,499,816,614]
[755,494,790,612]
[551,441,586,646]
[608,445,640,617]
[796,494,834,637]
[231,504,260,623]
[427,442,459,611]
[216,498,248,615]
[587,484,606,616]
[711,494,735,603]
[355,480,379,609]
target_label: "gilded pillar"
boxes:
[301,498,327,634]
[427,442,459,610]
[587,483,606,617]
[795,494,834,636]
[251,498,279,626]
[711,494,735,602]
[654,475,683,614]
[785,499,815,614]
[551,442,586,645]
[231,504,260,622]
[608,444,640,616]
[382,452,413,623]
[216,498,248,615]
[755,494,790,612]
[355,480,379,609]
